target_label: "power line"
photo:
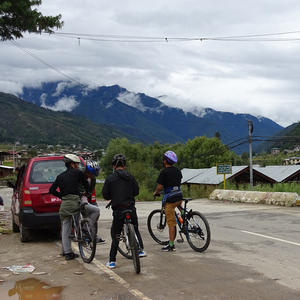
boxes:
[10,40,89,88]
[51,30,300,43]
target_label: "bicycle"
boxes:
[69,202,97,263]
[106,202,141,274]
[147,196,211,252]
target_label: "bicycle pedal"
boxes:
[177,239,184,243]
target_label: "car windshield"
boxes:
[29,159,85,184]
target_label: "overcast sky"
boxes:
[1,0,300,127]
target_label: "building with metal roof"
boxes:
[181,165,300,186]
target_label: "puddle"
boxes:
[0,278,64,299]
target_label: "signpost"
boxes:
[216,163,232,189]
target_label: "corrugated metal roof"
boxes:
[182,166,248,185]
[254,165,300,183]
[181,165,300,184]
[181,168,209,184]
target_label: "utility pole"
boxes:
[248,120,253,190]
[13,144,15,171]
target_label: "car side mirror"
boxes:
[7,181,15,189]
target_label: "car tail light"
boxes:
[90,189,96,203]
[22,188,32,206]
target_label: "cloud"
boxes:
[117,91,146,112]
[52,81,77,97]
[40,93,79,112]
[1,0,300,127]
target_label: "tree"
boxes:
[0,0,64,41]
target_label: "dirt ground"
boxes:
[0,207,137,300]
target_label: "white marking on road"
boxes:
[92,259,152,300]
[69,241,152,300]
[241,230,300,247]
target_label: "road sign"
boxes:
[217,163,232,189]
[217,163,232,175]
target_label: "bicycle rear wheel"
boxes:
[128,223,140,274]
[78,218,97,263]
[186,211,210,252]
[147,209,176,245]
[112,225,132,259]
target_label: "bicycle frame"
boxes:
[158,198,190,230]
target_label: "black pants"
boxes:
[109,206,144,262]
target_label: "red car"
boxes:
[8,155,97,242]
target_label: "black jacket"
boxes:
[49,167,89,199]
[102,169,139,210]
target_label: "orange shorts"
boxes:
[165,200,182,227]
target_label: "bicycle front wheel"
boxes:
[78,218,97,263]
[186,211,211,252]
[128,223,140,274]
[147,209,176,245]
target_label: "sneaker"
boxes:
[96,237,107,244]
[139,250,147,257]
[162,244,176,251]
[65,252,79,261]
[106,261,116,269]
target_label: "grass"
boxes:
[95,179,300,201]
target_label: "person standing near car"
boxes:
[102,154,146,269]
[49,154,90,261]
[80,160,106,244]
[153,151,183,252]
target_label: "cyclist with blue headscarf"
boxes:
[80,160,106,244]
[153,151,183,252]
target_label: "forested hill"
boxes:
[0,92,139,148]
[254,122,300,153]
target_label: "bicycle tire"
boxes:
[78,217,97,263]
[185,211,211,252]
[112,225,133,259]
[147,209,176,245]
[128,223,140,274]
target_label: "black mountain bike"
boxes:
[147,197,211,252]
[69,202,97,263]
[106,202,141,274]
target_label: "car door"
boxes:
[11,164,27,225]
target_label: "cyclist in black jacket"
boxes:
[102,154,146,269]
[49,154,89,261]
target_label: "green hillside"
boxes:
[0,92,139,148]
[254,122,300,154]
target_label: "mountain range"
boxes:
[0,92,138,148]
[19,81,283,154]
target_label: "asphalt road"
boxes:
[1,187,300,299]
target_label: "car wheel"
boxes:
[20,222,31,242]
[12,217,20,233]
